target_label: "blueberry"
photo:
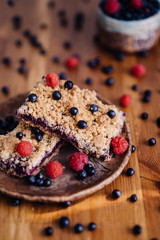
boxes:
[52,91,61,100]
[141,112,148,120]
[63,41,71,49]
[15,39,22,47]
[7,0,15,6]
[112,189,122,199]
[85,77,93,85]
[59,216,70,228]
[76,170,87,180]
[90,104,98,113]
[126,168,135,177]
[33,127,41,135]
[95,57,101,65]
[36,172,44,180]
[130,194,137,202]
[131,145,136,153]
[40,23,48,29]
[59,72,67,80]
[105,77,115,86]
[19,58,26,64]
[44,178,51,187]
[60,18,68,27]
[2,86,9,94]
[107,110,116,119]
[27,175,36,184]
[12,15,22,29]
[2,57,11,65]
[116,52,125,61]
[28,93,37,103]
[144,89,152,97]
[143,95,150,103]
[60,201,71,208]
[45,226,53,236]
[70,107,78,116]
[5,116,14,123]
[57,9,66,17]
[148,138,156,146]
[11,198,21,206]
[77,120,87,129]
[36,178,44,186]
[138,50,148,58]
[64,80,73,90]
[74,223,84,233]
[132,84,138,91]
[156,117,160,127]
[23,29,30,38]
[101,65,114,74]
[40,49,47,55]
[18,66,26,74]
[87,59,97,68]
[16,132,23,139]
[133,225,142,235]
[36,134,43,141]
[86,167,95,176]
[84,163,93,171]
[52,56,60,63]
[88,222,97,231]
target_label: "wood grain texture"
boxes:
[0,0,160,240]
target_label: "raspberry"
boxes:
[104,0,120,15]
[131,0,143,10]
[17,141,33,156]
[46,72,59,87]
[46,161,63,179]
[65,56,79,69]
[131,64,146,77]
[69,152,88,172]
[111,136,128,155]
[120,94,132,107]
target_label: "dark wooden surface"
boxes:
[0,0,160,239]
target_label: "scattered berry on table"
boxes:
[19,58,26,65]
[40,48,47,55]
[101,65,114,74]
[17,141,33,156]
[116,52,125,61]
[85,77,93,85]
[107,110,116,119]
[12,15,22,29]
[74,223,84,233]
[7,0,15,6]
[66,56,79,69]
[27,175,36,184]
[69,152,88,172]
[112,189,122,199]
[126,168,135,177]
[63,41,72,49]
[105,77,115,86]
[130,194,137,202]
[131,64,146,77]
[111,136,128,155]
[120,94,132,107]
[46,73,59,88]
[132,84,138,91]
[131,0,143,10]
[64,80,73,90]
[39,23,48,29]
[144,89,152,96]
[28,93,37,103]
[77,120,87,129]
[133,224,142,235]
[131,145,136,153]
[46,161,63,179]
[2,86,9,94]
[74,12,85,30]
[52,56,60,63]
[88,222,97,231]
[87,59,98,68]
[59,72,67,80]
[60,201,71,208]
[2,57,11,66]
[138,50,148,58]
[57,9,66,17]
[15,39,22,47]
[70,107,79,116]
[18,66,26,74]
[23,29,30,38]
[90,104,98,113]
[59,216,70,228]
[44,226,53,236]
[76,169,87,180]
[141,112,148,120]
[142,95,150,103]
[52,91,62,100]
[60,18,68,27]
[104,0,120,15]
[16,132,23,139]
[11,198,21,206]
[148,138,156,146]
[156,117,160,127]
[44,178,52,187]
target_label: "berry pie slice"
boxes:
[0,121,62,177]
[16,74,126,159]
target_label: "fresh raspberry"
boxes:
[65,56,79,69]
[104,0,120,15]
[46,72,59,87]
[46,161,63,179]
[120,94,132,107]
[111,136,128,155]
[69,152,88,172]
[131,64,146,77]
[17,141,33,157]
[131,0,143,10]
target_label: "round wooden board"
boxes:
[0,94,131,203]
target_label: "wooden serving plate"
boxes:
[0,94,131,203]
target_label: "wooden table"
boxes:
[0,0,160,239]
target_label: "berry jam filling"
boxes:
[100,0,160,21]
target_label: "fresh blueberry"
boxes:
[32,127,41,135]
[7,0,15,6]
[36,134,43,141]
[40,49,47,55]
[36,172,44,180]
[2,86,9,94]
[44,178,51,187]
[60,18,68,27]
[131,145,136,153]
[52,91,61,100]
[23,29,30,38]
[39,23,48,29]
[19,58,26,65]
[11,198,21,206]
[76,170,87,180]
[87,59,97,68]
[16,132,23,139]
[107,110,116,119]
[143,95,150,103]
[84,163,93,171]
[52,56,60,63]
[2,57,11,65]
[57,9,66,17]
[59,72,67,80]
[85,77,93,85]
[130,194,137,202]
[88,222,97,231]
[27,175,36,184]
[126,168,135,176]
[15,39,22,47]
[116,52,125,61]
[77,120,87,129]
[86,167,95,176]
[90,104,98,113]
[112,189,122,199]
[64,80,73,90]
[95,57,102,65]
[44,226,53,236]
[63,41,71,49]
[28,93,37,103]
[60,201,71,208]
[132,84,138,91]
[36,178,44,186]
[74,223,84,233]
[12,15,22,29]
[141,112,148,120]
[138,50,148,58]
[101,65,114,74]
[148,138,156,146]
[133,225,142,235]
[59,216,70,228]
[70,107,78,116]
[105,77,115,86]
[18,66,26,74]
[144,89,152,96]
[156,117,160,127]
